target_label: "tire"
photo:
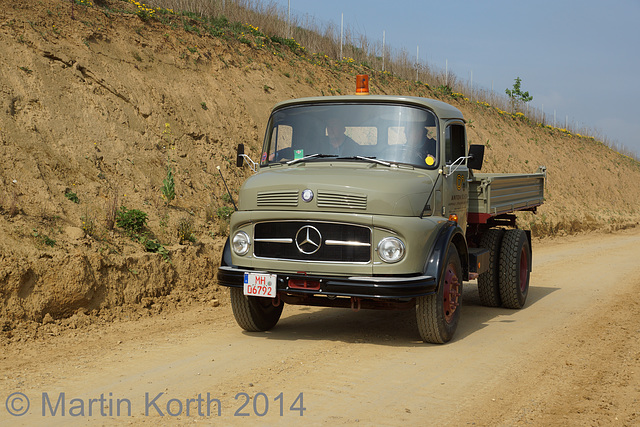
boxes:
[498,229,531,309]
[230,287,284,332]
[416,246,463,344]
[477,228,505,307]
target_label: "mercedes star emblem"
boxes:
[301,189,314,202]
[295,225,322,254]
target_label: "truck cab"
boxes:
[217,84,544,344]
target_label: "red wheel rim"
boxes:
[519,247,529,293]
[443,262,460,323]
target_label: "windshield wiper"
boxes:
[337,156,391,166]
[286,153,337,165]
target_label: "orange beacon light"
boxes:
[356,74,369,95]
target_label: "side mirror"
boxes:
[236,144,245,167]
[468,144,484,170]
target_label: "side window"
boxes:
[267,124,293,162]
[445,124,466,164]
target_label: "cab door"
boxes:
[441,121,469,230]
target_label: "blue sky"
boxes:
[275,0,640,157]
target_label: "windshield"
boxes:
[261,103,439,169]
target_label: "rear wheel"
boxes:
[230,287,284,331]
[416,246,462,344]
[498,229,531,309]
[477,228,505,307]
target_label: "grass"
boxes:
[32,229,56,247]
[161,161,176,205]
[177,217,196,243]
[81,211,96,237]
[105,194,118,230]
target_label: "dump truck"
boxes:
[217,76,546,343]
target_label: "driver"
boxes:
[326,117,359,157]
[404,125,436,166]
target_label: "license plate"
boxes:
[243,272,277,298]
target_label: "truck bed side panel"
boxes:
[468,172,545,216]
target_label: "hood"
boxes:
[238,162,437,217]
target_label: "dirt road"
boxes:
[2,229,640,426]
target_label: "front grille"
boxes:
[254,221,371,263]
[317,190,367,210]
[257,190,299,207]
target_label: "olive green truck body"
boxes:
[217,94,545,343]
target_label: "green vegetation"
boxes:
[161,161,176,205]
[177,217,196,243]
[67,0,625,157]
[114,205,170,259]
[139,234,169,259]
[105,194,118,230]
[64,191,79,203]
[217,206,234,221]
[32,229,56,247]
[116,207,148,234]
[506,77,533,104]
[81,212,96,237]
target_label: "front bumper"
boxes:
[217,266,437,299]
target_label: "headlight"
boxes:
[377,237,405,263]
[232,231,251,256]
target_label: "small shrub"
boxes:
[269,35,302,52]
[162,122,174,149]
[81,212,96,237]
[216,206,234,221]
[161,162,176,205]
[177,217,196,243]
[205,203,217,223]
[32,229,55,247]
[435,85,453,97]
[136,9,150,22]
[105,194,118,230]
[116,207,147,234]
[65,191,79,203]
[139,235,169,260]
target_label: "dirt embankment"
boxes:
[1,0,639,324]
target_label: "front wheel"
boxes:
[416,246,463,344]
[498,229,531,309]
[230,288,284,332]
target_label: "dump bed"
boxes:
[468,167,546,220]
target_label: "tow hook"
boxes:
[272,294,281,307]
[351,297,361,312]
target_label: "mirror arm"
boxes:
[239,154,257,172]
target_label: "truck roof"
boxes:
[272,95,465,121]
